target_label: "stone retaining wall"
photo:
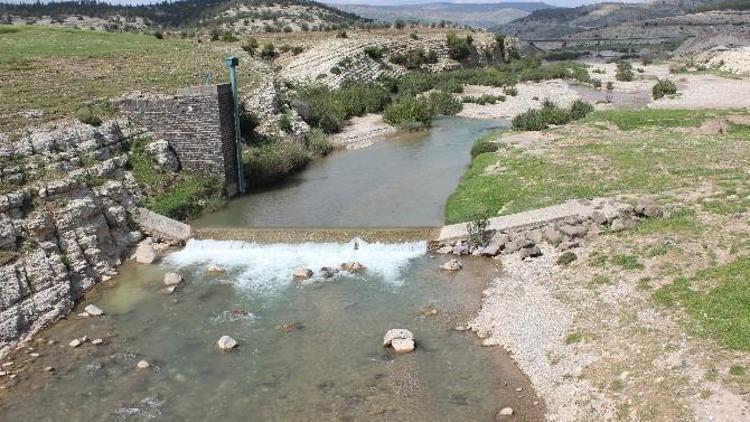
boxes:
[118,84,240,196]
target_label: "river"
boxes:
[0,117,545,421]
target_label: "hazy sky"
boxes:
[4,0,650,7]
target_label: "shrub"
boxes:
[427,91,463,116]
[591,78,602,88]
[470,137,500,157]
[337,30,347,39]
[306,128,332,157]
[296,83,391,134]
[615,61,634,82]
[221,31,238,42]
[557,251,578,266]
[503,86,518,96]
[570,99,595,120]
[390,48,438,69]
[462,94,505,105]
[260,43,276,59]
[364,46,384,60]
[447,32,473,61]
[242,37,259,56]
[383,96,434,129]
[652,78,677,99]
[243,141,311,186]
[75,100,116,126]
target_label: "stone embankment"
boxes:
[0,119,196,356]
[432,197,662,259]
[0,121,146,356]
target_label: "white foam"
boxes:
[164,238,427,293]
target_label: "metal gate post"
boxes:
[225,56,246,194]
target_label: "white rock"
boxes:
[292,267,313,280]
[383,328,415,353]
[136,360,150,369]
[160,286,177,295]
[69,339,82,348]
[163,272,182,285]
[341,262,367,274]
[91,338,104,345]
[498,407,514,417]
[207,265,225,273]
[44,366,54,372]
[84,304,104,316]
[134,243,157,264]
[217,335,238,350]
[391,338,415,353]
[440,259,463,272]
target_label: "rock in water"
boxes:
[292,267,313,280]
[136,360,150,370]
[497,407,514,417]
[207,265,225,273]
[440,259,463,272]
[134,243,157,264]
[68,339,82,348]
[84,304,104,316]
[383,329,415,353]
[163,272,182,286]
[341,262,366,274]
[217,335,238,350]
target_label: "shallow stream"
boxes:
[0,117,545,421]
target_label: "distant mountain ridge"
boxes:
[335,2,556,29]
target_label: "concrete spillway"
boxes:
[193,226,439,244]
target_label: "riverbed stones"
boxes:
[383,329,415,353]
[497,407,514,417]
[558,224,588,239]
[519,245,542,259]
[440,259,463,272]
[206,265,225,273]
[610,216,637,232]
[277,321,304,332]
[136,360,150,370]
[217,335,238,350]
[134,243,157,264]
[452,241,469,256]
[542,227,563,245]
[292,267,313,280]
[635,197,664,218]
[163,272,182,286]
[341,262,366,274]
[319,267,339,279]
[84,304,105,317]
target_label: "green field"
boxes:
[0,25,259,133]
[445,109,750,224]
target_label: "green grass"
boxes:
[0,25,259,133]
[564,331,583,344]
[654,256,750,350]
[583,109,715,131]
[445,108,749,223]
[612,254,644,270]
[129,137,224,221]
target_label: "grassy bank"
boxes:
[0,25,259,133]
[445,108,748,224]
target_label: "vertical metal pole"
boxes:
[225,57,246,194]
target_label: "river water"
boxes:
[0,117,545,421]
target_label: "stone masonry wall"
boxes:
[118,84,240,196]
[0,121,144,356]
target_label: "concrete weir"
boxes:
[193,227,439,244]
[438,198,624,243]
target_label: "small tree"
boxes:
[652,78,677,99]
[260,43,276,60]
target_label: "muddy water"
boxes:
[0,240,543,421]
[194,117,507,228]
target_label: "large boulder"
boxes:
[292,267,313,280]
[217,335,238,350]
[134,243,157,264]
[440,259,463,272]
[145,140,179,172]
[163,272,182,285]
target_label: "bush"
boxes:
[557,251,578,266]
[570,99,595,120]
[470,137,500,157]
[462,94,505,105]
[503,86,518,96]
[511,100,593,131]
[652,78,677,99]
[383,96,434,130]
[243,141,311,186]
[364,46,384,60]
[242,37,259,56]
[615,61,634,82]
[427,91,462,116]
[75,100,116,126]
[306,128,333,157]
[447,32,473,61]
[390,48,438,69]
[296,83,391,134]
[260,43,276,59]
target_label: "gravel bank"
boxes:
[469,246,610,420]
[456,81,581,120]
[330,113,396,150]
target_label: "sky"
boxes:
[3,0,650,6]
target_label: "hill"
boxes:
[334,2,555,29]
[0,0,366,33]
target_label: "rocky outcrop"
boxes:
[0,121,143,356]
